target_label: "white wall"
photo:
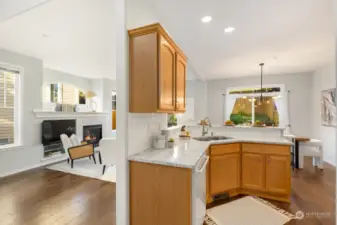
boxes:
[91,79,104,112]
[43,68,92,91]
[126,0,158,29]
[186,79,207,121]
[0,49,44,176]
[312,64,336,166]
[0,0,52,22]
[126,0,166,156]
[207,72,313,137]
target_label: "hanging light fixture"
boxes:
[259,63,265,105]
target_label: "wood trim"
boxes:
[128,23,187,61]
[295,137,310,142]
[210,143,240,156]
[242,143,290,156]
[130,161,192,225]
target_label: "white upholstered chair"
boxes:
[299,139,323,169]
[97,137,116,175]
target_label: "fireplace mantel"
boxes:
[33,109,108,118]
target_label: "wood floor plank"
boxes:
[0,168,116,225]
[0,156,334,225]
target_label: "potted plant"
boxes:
[168,138,175,148]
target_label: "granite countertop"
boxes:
[128,137,293,169]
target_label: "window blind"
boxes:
[0,69,17,145]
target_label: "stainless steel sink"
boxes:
[193,136,233,142]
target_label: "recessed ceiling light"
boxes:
[224,27,235,33]
[201,16,212,23]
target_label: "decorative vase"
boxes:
[168,142,174,148]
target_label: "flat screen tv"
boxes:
[42,120,76,145]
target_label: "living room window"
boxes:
[0,67,19,146]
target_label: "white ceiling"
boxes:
[0,0,334,80]
[0,0,115,79]
[154,0,335,80]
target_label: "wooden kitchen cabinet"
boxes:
[242,153,265,191]
[265,155,291,195]
[130,161,191,225]
[175,53,187,112]
[159,36,176,111]
[206,143,291,204]
[129,23,187,113]
[208,144,241,198]
[210,154,240,195]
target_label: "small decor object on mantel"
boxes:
[168,138,175,148]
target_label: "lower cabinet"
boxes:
[265,155,291,194]
[241,153,265,191]
[210,153,240,195]
[207,143,291,203]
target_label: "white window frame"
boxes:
[224,84,288,128]
[0,62,22,148]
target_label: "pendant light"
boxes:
[259,63,264,105]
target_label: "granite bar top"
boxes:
[128,137,293,169]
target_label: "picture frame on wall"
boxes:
[321,88,336,127]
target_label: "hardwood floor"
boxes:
[0,168,116,225]
[207,157,336,225]
[0,157,334,225]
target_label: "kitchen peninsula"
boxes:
[128,136,292,225]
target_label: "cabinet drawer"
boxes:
[242,143,290,156]
[210,144,240,156]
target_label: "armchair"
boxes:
[60,134,96,168]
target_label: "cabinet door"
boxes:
[242,153,265,191]
[210,154,240,196]
[159,36,175,111]
[175,53,186,112]
[265,155,291,195]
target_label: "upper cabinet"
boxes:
[129,23,187,113]
[175,53,187,112]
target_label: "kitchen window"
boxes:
[225,85,288,127]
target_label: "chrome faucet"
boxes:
[201,117,212,136]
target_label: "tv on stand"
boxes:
[42,119,76,146]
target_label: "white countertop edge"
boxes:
[128,138,293,169]
[186,124,286,130]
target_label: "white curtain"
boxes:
[225,95,237,122]
[274,91,290,131]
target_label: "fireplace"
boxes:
[83,124,102,147]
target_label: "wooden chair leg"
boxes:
[89,156,92,160]
[71,160,74,168]
[67,158,70,164]
[102,165,106,175]
[92,155,96,164]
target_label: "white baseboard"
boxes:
[0,156,67,178]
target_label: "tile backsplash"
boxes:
[128,113,167,156]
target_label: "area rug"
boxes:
[205,196,294,225]
[47,158,116,183]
